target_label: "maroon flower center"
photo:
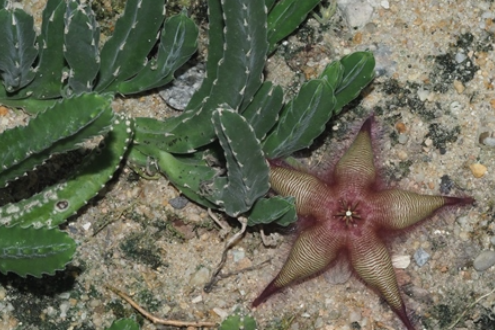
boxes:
[335,199,361,227]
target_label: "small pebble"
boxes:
[473,250,495,271]
[398,133,409,144]
[339,0,374,28]
[455,52,467,63]
[453,80,465,93]
[212,307,229,319]
[397,150,408,160]
[60,302,70,319]
[479,132,495,147]
[380,0,390,9]
[169,196,189,209]
[191,295,203,304]
[392,254,411,269]
[490,236,495,246]
[469,163,487,178]
[395,122,407,133]
[231,249,245,262]
[414,247,430,267]
[417,88,430,101]
[456,215,469,228]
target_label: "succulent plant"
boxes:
[105,318,140,330]
[0,0,374,297]
[0,0,198,112]
[130,0,375,228]
[0,0,197,276]
[104,312,256,330]
[219,313,257,330]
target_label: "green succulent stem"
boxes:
[0,0,377,290]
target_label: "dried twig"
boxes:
[260,227,278,247]
[105,285,217,328]
[446,287,495,330]
[208,208,230,238]
[204,216,248,293]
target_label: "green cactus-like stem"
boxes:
[207,107,269,217]
[181,0,223,112]
[325,51,376,113]
[263,79,336,159]
[247,196,297,227]
[219,314,256,330]
[137,146,218,209]
[267,0,321,53]
[116,12,198,94]
[95,0,166,92]
[0,225,76,277]
[0,115,133,228]
[140,0,268,153]
[64,0,100,93]
[0,8,38,92]
[27,0,67,99]
[241,81,283,140]
[0,94,113,187]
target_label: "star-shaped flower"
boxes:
[253,116,474,330]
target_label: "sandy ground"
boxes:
[1,0,495,330]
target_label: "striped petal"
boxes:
[253,222,344,306]
[349,231,415,330]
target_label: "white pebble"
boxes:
[380,1,390,9]
[455,52,467,63]
[339,0,374,28]
[213,307,229,319]
[59,302,70,319]
[392,254,411,269]
[417,88,430,101]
